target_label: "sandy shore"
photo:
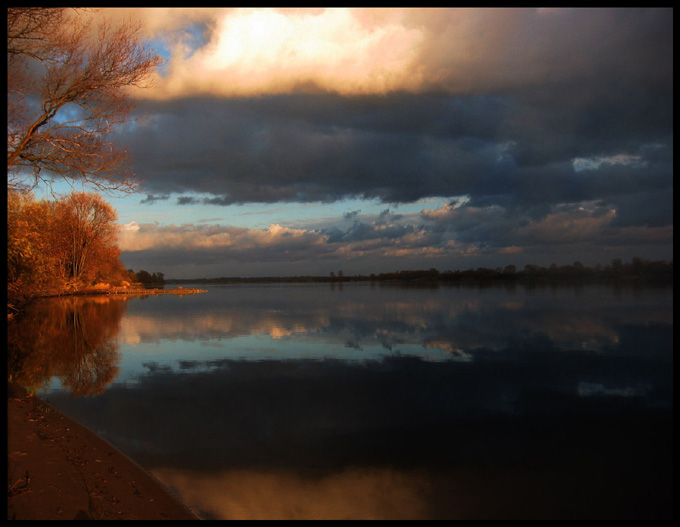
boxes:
[7,383,200,520]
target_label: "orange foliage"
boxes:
[8,190,129,309]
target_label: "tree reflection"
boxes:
[7,296,128,396]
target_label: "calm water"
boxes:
[8,282,673,519]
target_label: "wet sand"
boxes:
[7,383,199,520]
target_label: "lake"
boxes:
[7,282,673,519]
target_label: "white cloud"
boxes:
[122,221,140,232]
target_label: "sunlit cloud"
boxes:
[514,205,618,245]
[118,222,327,252]
[419,198,476,223]
[132,7,424,98]
[122,221,141,233]
[119,7,661,99]
[113,7,672,100]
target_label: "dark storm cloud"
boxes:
[140,193,170,204]
[126,81,672,224]
[126,93,509,203]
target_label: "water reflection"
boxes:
[151,467,434,520]
[8,296,127,396]
[112,283,672,371]
[8,283,673,519]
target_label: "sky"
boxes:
[51,8,675,278]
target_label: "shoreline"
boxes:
[8,287,208,320]
[57,286,208,297]
[7,383,201,520]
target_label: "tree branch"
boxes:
[7,8,162,194]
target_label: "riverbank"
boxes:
[7,383,200,520]
[67,286,208,297]
[8,287,208,320]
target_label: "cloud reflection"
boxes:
[117,283,672,362]
[153,467,432,520]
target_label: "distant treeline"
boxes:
[167,258,672,285]
[131,269,166,287]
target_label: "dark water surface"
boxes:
[8,282,673,519]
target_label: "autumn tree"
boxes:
[7,8,162,193]
[7,189,61,306]
[8,190,126,311]
[52,192,120,285]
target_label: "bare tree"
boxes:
[7,7,66,60]
[7,8,162,193]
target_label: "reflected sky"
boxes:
[57,282,673,387]
[17,283,673,519]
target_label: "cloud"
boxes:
[124,91,671,216]
[119,222,326,254]
[420,198,673,257]
[140,194,170,204]
[117,209,468,276]
[102,8,672,275]
[132,8,424,98]
[119,8,671,102]
[122,221,140,232]
[572,154,647,173]
[118,193,673,278]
